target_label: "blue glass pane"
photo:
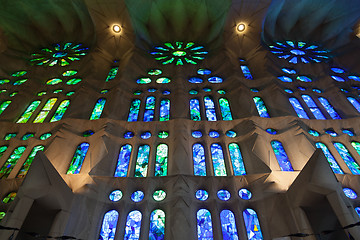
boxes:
[284,89,293,93]
[144,96,155,122]
[90,98,106,120]
[196,190,209,201]
[114,144,132,177]
[124,132,134,139]
[253,97,270,118]
[250,88,259,92]
[334,142,360,174]
[278,76,292,82]
[266,128,277,135]
[316,142,343,174]
[208,77,223,83]
[355,207,360,217]
[67,143,90,174]
[219,98,233,120]
[209,131,219,138]
[343,188,357,199]
[141,132,152,139]
[189,77,203,83]
[162,90,171,95]
[109,190,122,202]
[349,76,360,81]
[131,191,144,202]
[297,76,312,82]
[229,143,246,175]
[289,98,309,119]
[325,129,337,137]
[220,210,239,240]
[282,68,296,74]
[128,99,141,122]
[239,189,252,200]
[318,97,341,119]
[240,65,253,80]
[331,68,345,74]
[203,87,211,92]
[190,99,201,121]
[308,129,320,137]
[159,99,170,121]
[149,209,165,240]
[134,145,150,177]
[243,209,263,240]
[197,209,213,240]
[217,190,231,201]
[271,141,294,171]
[99,210,119,240]
[148,88,157,93]
[124,210,142,240]
[342,129,354,136]
[193,144,206,176]
[204,96,217,121]
[313,88,322,93]
[301,95,326,119]
[192,131,203,138]
[298,87,306,91]
[198,69,211,75]
[226,131,237,138]
[347,97,360,113]
[331,76,345,82]
[211,144,227,176]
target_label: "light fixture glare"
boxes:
[112,24,121,33]
[237,23,246,32]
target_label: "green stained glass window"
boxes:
[66,91,75,96]
[106,67,119,81]
[0,146,8,159]
[53,89,62,94]
[155,144,168,176]
[137,78,151,84]
[17,100,41,123]
[156,77,171,84]
[101,89,109,94]
[50,100,70,122]
[0,146,26,179]
[0,79,9,85]
[144,96,155,122]
[90,98,106,120]
[37,91,47,96]
[11,71,27,77]
[17,145,44,178]
[153,190,166,201]
[134,145,150,177]
[149,209,166,239]
[40,133,52,140]
[67,143,90,174]
[66,78,82,85]
[33,98,57,123]
[4,133,16,140]
[46,78,62,85]
[13,79,27,85]
[0,100,11,116]
[0,212,5,221]
[62,70,77,77]
[2,192,16,204]
[148,69,162,75]
[9,92,17,97]
[219,98,233,120]
[21,133,34,140]
[158,131,169,139]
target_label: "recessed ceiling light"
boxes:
[237,23,246,32]
[112,24,121,33]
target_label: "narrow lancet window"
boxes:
[318,97,341,119]
[67,142,90,174]
[90,98,106,120]
[155,144,168,176]
[243,208,263,240]
[114,144,132,177]
[144,96,156,122]
[17,145,45,178]
[134,145,150,177]
[33,98,57,123]
[159,99,170,121]
[149,209,165,240]
[301,95,325,119]
[17,100,41,123]
[347,97,360,113]
[333,142,360,174]
[99,210,119,240]
[316,142,343,174]
[128,99,141,122]
[193,143,206,176]
[197,209,213,240]
[50,100,70,122]
[0,101,11,116]
[106,67,119,82]
[253,97,270,118]
[229,143,246,175]
[204,96,217,121]
[124,210,142,240]
[0,146,26,179]
[190,99,201,121]
[240,64,253,80]
[211,143,227,176]
[219,98,233,120]
[271,140,294,171]
[220,210,239,240]
[289,97,309,119]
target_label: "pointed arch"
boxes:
[155,144,168,177]
[220,209,239,240]
[128,99,141,122]
[347,97,360,113]
[301,95,325,119]
[197,209,213,240]
[318,97,341,119]
[243,208,263,240]
[253,97,270,118]
[0,146,26,179]
[333,142,360,174]
[17,100,41,123]
[17,145,45,178]
[0,100,11,116]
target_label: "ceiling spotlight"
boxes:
[112,24,121,33]
[237,23,246,32]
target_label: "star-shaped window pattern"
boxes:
[268,41,331,64]
[151,42,208,66]
[30,42,89,67]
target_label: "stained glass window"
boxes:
[196,190,209,201]
[190,99,201,121]
[0,100,11,116]
[141,132,152,139]
[40,133,52,140]
[131,191,144,202]
[0,146,26,179]
[333,142,360,174]
[99,210,119,240]
[211,143,227,176]
[17,145,44,178]
[159,99,170,121]
[134,145,150,177]
[198,69,211,75]
[128,99,141,122]
[240,65,253,80]
[0,145,8,159]
[193,143,206,176]
[2,192,16,204]
[239,189,252,200]
[297,76,312,82]
[226,131,237,138]
[309,129,320,137]
[50,100,70,122]
[289,97,309,119]
[149,209,165,240]
[253,97,270,118]
[197,209,213,240]
[153,190,166,201]
[109,190,123,202]
[148,69,162,75]
[106,67,119,82]
[204,96,217,121]
[114,144,132,177]
[315,142,343,174]
[155,144,168,177]
[271,140,293,171]
[278,76,292,82]
[144,96,156,122]
[208,77,223,83]
[156,77,171,84]
[220,210,239,240]
[243,208,263,240]
[17,100,41,123]
[67,142,90,174]
[21,133,34,140]
[192,131,203,138]
[158,131,169,139]
[301,95,326,119]
[343,188,357,199]
[4,133,16,140]
[90,98,106,120]
[33,98,57,123]
[229,143,246,175]
[124,210,142,240]
[219,98,233,121]
[0,212,5,222]
[351,141,360,158]
[343,129,354,136]
[318,97,341,119]
[217,190,231,201]
[347,97,360,113]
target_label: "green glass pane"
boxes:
[37,91,47,96]
[137,78,151,84]
[11,71,27,77]
[50,100,70,122]
[62,70,78,77]
[67,143,90,174]
[33,98,57,123]
[0,146,8,159]
[0,79,10,84]
[21,133,34,140]
[100,89,109,94]
[17,145,44,178]
[46,78,62,85]
[4,133,16,140]
[66,78,82,85]
[158,131,169,139]
[40,133,52,140]
[134,145,150,177]
[218,90,226,94]
[219,98,233,121]
[0,100,11,116]
[173,50,186,56]
[9,92,18,97]
[133,90,142,95]
[156,77,171,84]
[153,190,166,201]
[13,79,27,85]
[2,192,16,203]
[148,69,162,75]
[17,100,41,123]
[90,98,106,120]
[53,89,62,93]
[155,144,168,176]
[0,212,5,221]
[189,90,198,95]
[106,67,119,81]
[0,89,6,93]
[66,91,75,96]
[0,146,26,179]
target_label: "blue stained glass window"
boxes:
[131,191,144,202]
[196,190,209,201]
[141,132,152,139]
[134,145,150,177]
[331,68,345,74]
[318,97,341,119]
[309,129,320,137]
[343,188,357,199]
[162,90,170,95]
[193,143,206,176]
[128,99,141,122]
[90,98,106,120]
[106,67,119,82]
[297,76,312,82]
[271,140,294,171]
[109,190,123,202]
[189,90,198,95]
[124,132,134,139]
[219,98,233,120]
[343,129,354,136]
[301,95,326,119]
[203,88,211,93]
[282,68,296,74]
[189,77,203,83]
[315,142,343,174]
[298,86,306,91]
[240,65,253,80]
[190,99,201,121]
[355,207,360,217]
[67,143,90,174]
[159,99,170,121]
[220,210,239,240]
[284,89,293,93]
[149,209,165,240]
[325,129,337,137]
[331,76,345,82]
[204,96,217,121]
[226,131,237,138]
[197,209,213,240]
[266,128,277,135]
[154,144,168,177]
[334,142,360,174]
[349,76,360,81]
[198,69,211,75]
[278,76,292,82]
[347,97,360,113]
[208,77,223,83]
[192,131,203,138]
[243,208,263,240]
[229,143,246,175]
[209,131,219,138]
[148,88,157,93]
[124,210,142,240]
[99,210,119,240]
[144,96,155,122]
[250,88,259,92]
[239,189,252,200]
[217,190,231,201]
[313,88,322,93]
[114,144,132,177]
[211,143,227,176]
[253,97,270,118]
[289,98,309,119]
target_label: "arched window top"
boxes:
[0,100,11,116]
[204,96,217,121]
[149,209,165,239]
[90,98,106,120]
[301,94,325,119]
[134,145,150,177]
[197,209,213,240]
[229,143,246,175]
[253,97,270,118]
[318,97,341,119]
[211,143,227,176]
[347,97,360,113]
[99,210,119,240]
[243,208,263,240]
[159,99,170,121]
[50,99,70,122]
[124,210,142,240]
[289,97,309,119]
[67,142,90,174]
[219,98,233,121]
